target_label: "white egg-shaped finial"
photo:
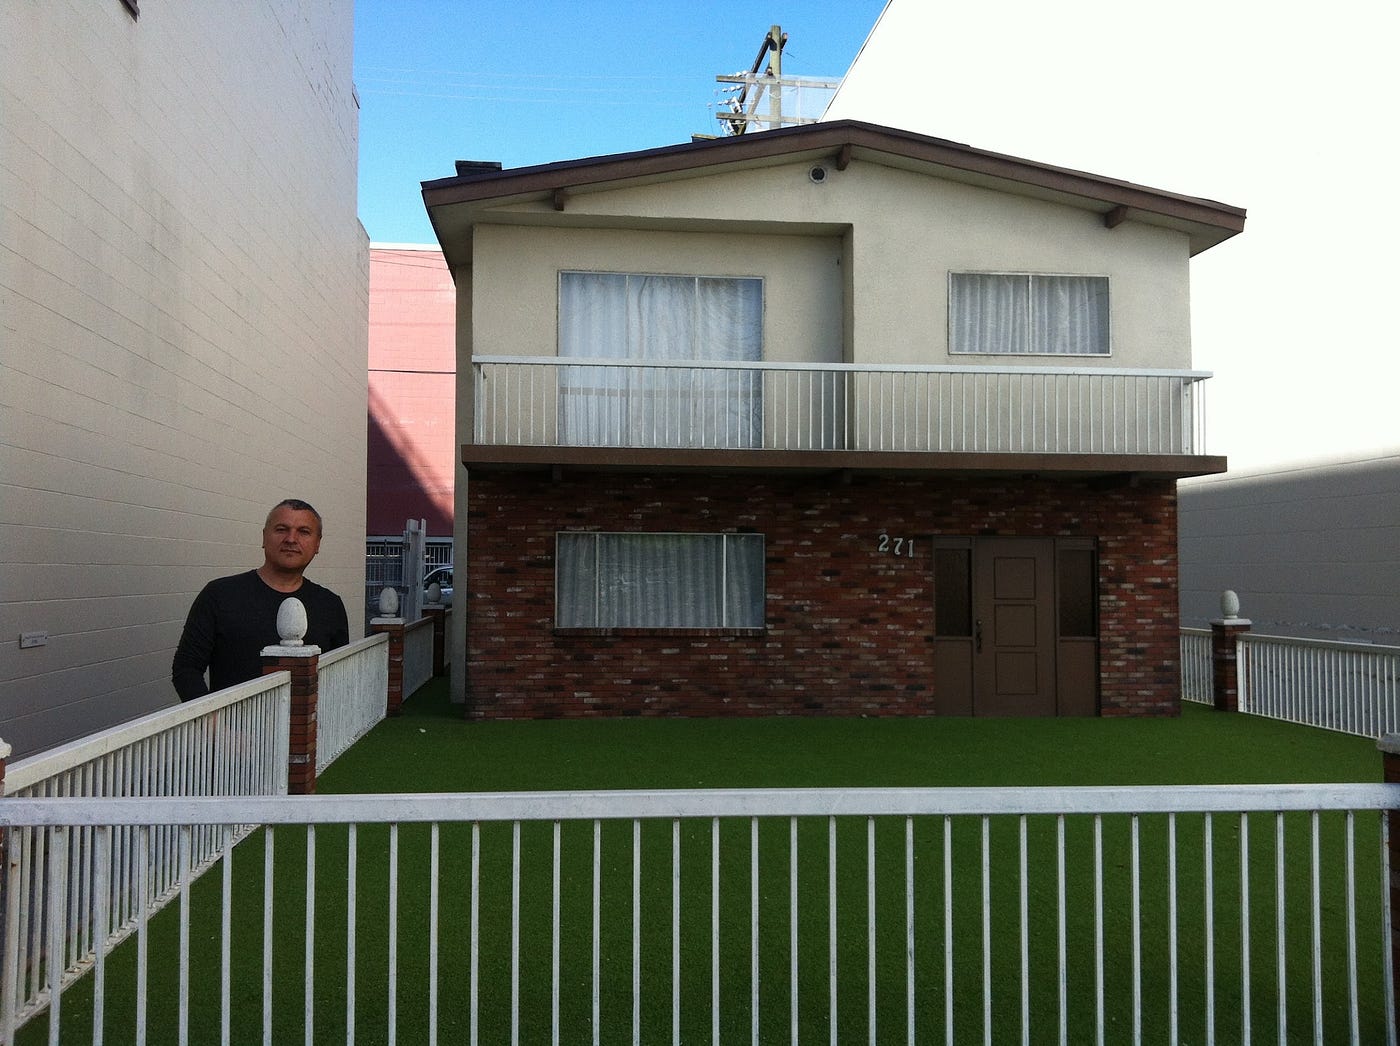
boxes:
[378,586,400,617]
[276,597,308,645]
[425,581,441,604]
[1220,590,1241,619]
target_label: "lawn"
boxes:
[22,679,1389,1045]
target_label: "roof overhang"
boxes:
[423,119,1246,269]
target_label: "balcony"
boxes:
[467,356,1222,478]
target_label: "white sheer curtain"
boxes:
[558,272,762,447]
[556,532,764,628]
[951,273,1108,356]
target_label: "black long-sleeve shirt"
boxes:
[171,570,349,701]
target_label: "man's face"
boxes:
[261,506,322,574]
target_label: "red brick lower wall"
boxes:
[464,471,1181,718]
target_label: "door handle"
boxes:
[975,619,983,654]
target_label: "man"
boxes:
[172,499,349,701]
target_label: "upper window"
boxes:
[556,532,765,629]
[949,273,1109,356]
[558,272,763,448]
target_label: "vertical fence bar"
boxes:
[944,816,954,1046]
[1168,814,1179,1046]
[1020,815,1029,1046]
[1381,812,1396,1046]
[906,817,915,1046]
[713,818,721,1046]
[177,825,192,1046]
[94,825,112,1046]
[550,822,559,1046]
[1057,814,1067,1046]
[509,821,518,1046]
[45,827,66,1046]
[1240,814,1252,1046]
[1204,813,1216,1046]
[868,816,877,1046]
[304,825,315,1046]
[829,816,838,1046]
[790,817,799,1046]
[1131,814,1142,1046]
[216,824,232,1046]
[752,818,760,1046]
[633,820,641,1046]
[138,824,150,1046]
[471,823,480,1046]
[1094,815,1104,1046]
[983,816,992,1046]
[1310,812,1322,1045]
[672,820,680,1046]
[347,823,357,1046]
[1345,812,1359,1046]
[388,824,399,1046]
[592,821,601,1046]
[1274,813,1286,1046]
[258,827,273,1046]
[431,823,441,1046]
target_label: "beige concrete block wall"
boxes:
[1179,452,1400,642]
[1,0,368,756]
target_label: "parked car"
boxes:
[423,565,453,606]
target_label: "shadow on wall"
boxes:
[366,383,453,537]
[1178,453,1400,643]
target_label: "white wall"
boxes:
[1179,452,1400,643]
[0,0,368,756]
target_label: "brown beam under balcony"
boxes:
[462,444,1228,481]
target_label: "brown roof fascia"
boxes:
[421,120,1246,243]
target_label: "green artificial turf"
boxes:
[23,677,1389,1045]
[320,676,1382,793]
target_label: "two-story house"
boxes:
[422,120,1245,719]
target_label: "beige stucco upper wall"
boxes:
[1,0,367,756]
[463,157,1193,370]
[471,224,845,366]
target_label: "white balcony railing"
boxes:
[473,356,1211,456]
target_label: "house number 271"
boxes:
[877,534,915,558]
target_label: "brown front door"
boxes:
[972,538,1056,716]
[933,536,1095,716]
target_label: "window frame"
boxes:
[947,271,1111,358]
[554,530,766,633]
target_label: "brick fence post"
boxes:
[1378,734,1400,1038]
[371,586,406,717]
[260,597,322,795]
[1210,589,1252,713]
[424,604,447,678]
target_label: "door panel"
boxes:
[973,538,1056,716]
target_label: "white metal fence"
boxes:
[315,634,392,773]
[473,356,1211,456]
[1182,628,1400,739]
[1238,634,1400,739]
[0,676,292,1036]
[1180,628,1213,706]
[3,784,1395,1045]
[404,617,435,702]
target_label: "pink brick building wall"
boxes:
[367,246,456,536]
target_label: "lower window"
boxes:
[556,532,765,629]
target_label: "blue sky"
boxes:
[354,1,886,244]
